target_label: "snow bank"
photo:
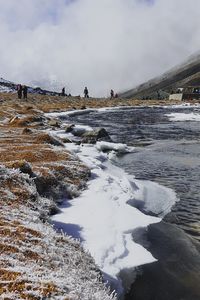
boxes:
[166,112,200,121]
[130,179,178,217]
[72,124,93,135]
[52,137,163,295]
[48,110,179,296]
[46,108,97,118]
[96,141,135,154]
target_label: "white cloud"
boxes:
[0,0,200,96]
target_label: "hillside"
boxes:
[0,77,62,96]
[120,52,200,99]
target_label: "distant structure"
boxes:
[169,87,200,101]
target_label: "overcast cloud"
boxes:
[0,0,200,96]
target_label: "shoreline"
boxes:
[49,109,180,297]
[0,93,199,299]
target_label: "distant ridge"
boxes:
[120,52,200,99]
[0,77,61,96]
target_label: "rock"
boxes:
[60,137,72,143]
[30,115,45,123]
[9,115,45,127]
[48,203,61,215]
[65,124,75,133]
[82,128,112,144]
[25,106,34,110]
[34,133,64,146]
[72,129,87,137]
[22,127,33,134]
[48,119,61,128]
[6,160,34,177]
[19,161,34,176]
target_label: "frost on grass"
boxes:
[0,165,116,300]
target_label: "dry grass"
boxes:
[0,94,94,299]
[0,148,69,163]
[33,133,64,146]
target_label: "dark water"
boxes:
[67,106,200,241]
[64,105,200,299]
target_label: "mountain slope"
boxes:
[0,77,61,96]
[120,53,200,99]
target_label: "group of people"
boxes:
[61,87,118,99]
[16,84,118,100]
[84,87,118,99]
[17,84,28,99]
[110,89,118,99]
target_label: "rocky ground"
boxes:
[0,92,196,299]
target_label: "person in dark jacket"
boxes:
[22,85,28,99]
[110,89,114,99]
[17,84,22,99]
[84,87,89,98]
[62,87,65,96]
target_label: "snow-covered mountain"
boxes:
[0,78,16,93]
[0,77,61,96]
[120,52,200,99]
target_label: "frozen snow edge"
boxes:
[46,102,200,120]
[50,115,179,298]
[166,112,200,121]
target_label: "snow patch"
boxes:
[166,112,200,121]
[96,141,135,154]
[0,85,13,93]
[46,108,97,118]
[72,124,93,135]
[130,179,178,217]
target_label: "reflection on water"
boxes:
[67,106,200,241]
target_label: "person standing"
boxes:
[17,84,22,99]
[110,89,114,99]
[22,85,28,99]
[84,87,89,98]
[62,87,65,96]
[114,93,118,98]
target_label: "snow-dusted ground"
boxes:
[49,116,179,297]
[0,85,13,93]
[0,165,117,300]
[166,112,200,121]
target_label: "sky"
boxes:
[1,0,200,96]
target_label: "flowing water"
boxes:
[61,105,200,299]
[66,105,200,242]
